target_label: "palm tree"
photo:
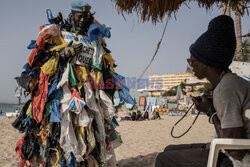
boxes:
[221,1,244,61]
[233,1,244,61]
[222,1,231,16]
[242,38,250,61]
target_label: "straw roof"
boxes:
[241,33,250,37]
[111,0,250,23]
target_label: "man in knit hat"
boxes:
[155,15,250,167]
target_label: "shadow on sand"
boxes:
[117,152,159,167]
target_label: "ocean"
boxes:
[0,103,24,118]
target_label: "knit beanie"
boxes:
[189,15,236,70]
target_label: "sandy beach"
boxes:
[0,115,214,167]
[0,118,23,167]
[115,115,214,167]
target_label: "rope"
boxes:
[171,103,200,138]
[129,16,170,89]
[49,148,61,167]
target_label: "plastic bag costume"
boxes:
[13,4,136,166]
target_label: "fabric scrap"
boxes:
[32,71,50,123]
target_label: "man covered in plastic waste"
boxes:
[13,1,133,166]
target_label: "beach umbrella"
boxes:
[111,0,250,23]
[176,85,184,101]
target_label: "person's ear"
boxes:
[69,13,73,20]
[68,13,75,26]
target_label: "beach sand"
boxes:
[0,118,22,167]
[0,115,214,167]
[115,114,214,167]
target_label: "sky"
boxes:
[0,0,249,103]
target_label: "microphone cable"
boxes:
[170,103,200,138]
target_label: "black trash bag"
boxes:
[21,119,40,160]
[53,56,67,81]
[91,144,101,163]
[106,123,117,142]
[80,86,86,101]
[15,72,32,91]
[28,119,41,135]
[90,119,101,162]
[64,18,72,32]
[50,123,61,147]
[92,118,101,143]
[53,12,64,25]
[33,142,40,158]
[32,50,53,69]
[21,131,36,160]
[12,100,31,131]
[102,68,115,97]
[47,123,61,152]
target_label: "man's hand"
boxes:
[72,42,83,55]
[62,40,83,57]
[205,142,211,149]
[192,95,213,115]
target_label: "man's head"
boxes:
[187,56,207,79]
[188,15,236,79]
[131,112,136,121]
[70,0,94,33]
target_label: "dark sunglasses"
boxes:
[187,57,197,67]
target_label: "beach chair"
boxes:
[207,138,250,167]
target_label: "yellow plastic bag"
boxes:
[90,70,103,88]
[48,29,68,52]
[37,117,49,143]
[102,53,115,75]
[26,102,33,118]
[41,53,60,76]
[74,65,89,91]
[79,126,85,142]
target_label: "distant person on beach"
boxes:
[155,15,250,167]
[131,112,137,121]
[151,111,161,120]
[136,110,142,121]
[143,111,149,120]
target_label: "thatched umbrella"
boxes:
[111,0,250,23]
[242,33,250,37]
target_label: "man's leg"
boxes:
[218,152,233,167]
[156,145,209,167]
[156,144,233,167]
[164,143,206,152]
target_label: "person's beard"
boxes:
[75,21,89,34]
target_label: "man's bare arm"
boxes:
[212,115,246,160]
